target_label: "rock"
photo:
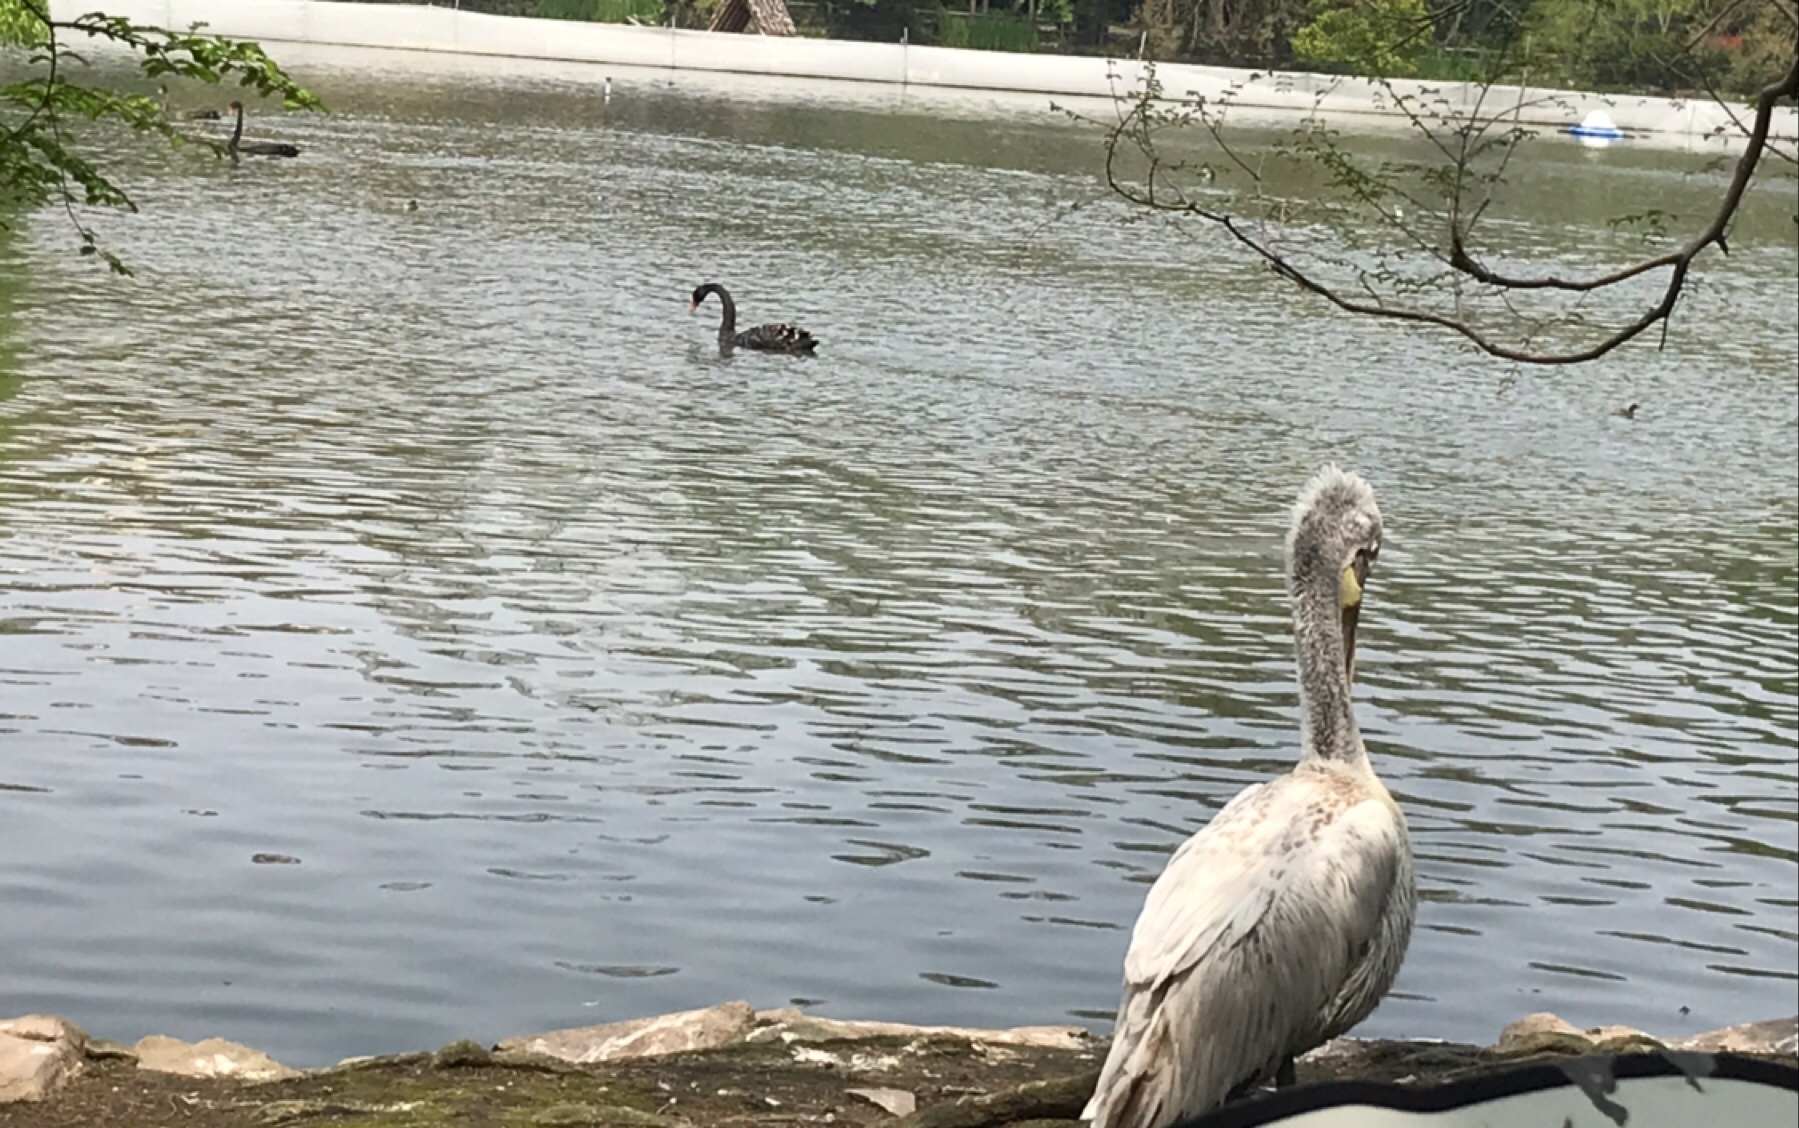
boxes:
[750,1008,1094,1050]
[1593,1033,1667,1054]
[1297,1037,1366,1065]
[1493,1030,1597,1059]
[498,1001,758,1064]
[848,1087,919,1117]
[133,1034,300,1081]
[320,1051,430,1074]
[898,1070,1100,1128]
[1291,1038,1496,1087]
[1494,1014,1598,1060]
[530,1103,684,1127]
[793,1043,905,1072]
[432,1038,493,1068]
[1678,1017,1798,1056]
[1497,1013,1583,1045]
[0,1015,87,1103]
[254,1098,411,1125]
[0,1015,88,1052]
[491,1049,587,1074]
[1489,1013,1799,1061]
[85,1039,138,1063]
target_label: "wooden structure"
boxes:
[706,0,799,35]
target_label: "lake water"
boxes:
[1,46,1795,1068]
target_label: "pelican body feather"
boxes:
[1083,466,1416,1128]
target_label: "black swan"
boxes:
[159,84,221,121]
[690,283,817,355]
[227,101,301,164]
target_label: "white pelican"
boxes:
[1083,466,1416,1128]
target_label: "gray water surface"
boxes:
[0,49,1795,1067]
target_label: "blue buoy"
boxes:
[1566,109,1625,141]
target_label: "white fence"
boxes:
[47,0,1798,142]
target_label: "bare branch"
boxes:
[1098,46,1797,367]
[1448,55,1797,291]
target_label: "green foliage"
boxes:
[1510,0,1795,97]
[0,0,47,46]
[537,0,666,22]
[1291,0,1431,77]
[0,0,321,272]
[1518,0,1698,92]
[1408,46,1510,83]
[937,9,1040,52]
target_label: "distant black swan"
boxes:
[227,101,301,164]
[159,83,220,121]
[690,283,817,355]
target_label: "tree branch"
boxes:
[1098,46,1797,367]
[1447,54,1797,290]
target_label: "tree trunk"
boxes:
[707,0,799,35]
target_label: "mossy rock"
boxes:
[84,1038,140,1063]
[431,1039,494,1069]
[1594,1034,1668,1054]
[1494,1031,1597,1059]
[899,1071,1100,1128]
[528,1104,685,1127]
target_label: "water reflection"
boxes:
[0,49,1792,1068]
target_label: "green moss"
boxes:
[1594,1034,1669,1055]
[515,1103,685,1127]
[1494,1031,1598,1059]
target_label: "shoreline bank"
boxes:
[3,1003,1794,1123]
[50,0,1796,145]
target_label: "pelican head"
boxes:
[1286,466,1382,685]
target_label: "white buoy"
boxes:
[1567,109,1624,143]
[603,77,612,103]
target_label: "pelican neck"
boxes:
[1292,572,1366,765]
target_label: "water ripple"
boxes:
[0,52,1792,1067]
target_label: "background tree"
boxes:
[1088,0,1796,365]
[1292,0,1433,77]
[0,0,319,272]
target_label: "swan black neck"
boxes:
[692,283,737,340]
[227,103,244,161]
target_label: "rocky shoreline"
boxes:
[2,1004,1794,1127]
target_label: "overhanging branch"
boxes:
[1100,52,1798,367]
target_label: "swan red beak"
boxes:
[688,299,697,314]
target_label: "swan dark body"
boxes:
[227,101,300,164]
[159,84,220,121]
[690,283,816,354]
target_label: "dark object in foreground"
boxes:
[690,282,818,355]
[1167,1052,1798,1128]
[226,101,301,165]
[1613,402,1640,419]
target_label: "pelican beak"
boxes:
[1339,559,1368,684]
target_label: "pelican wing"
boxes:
[1089,768,1407,1128]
